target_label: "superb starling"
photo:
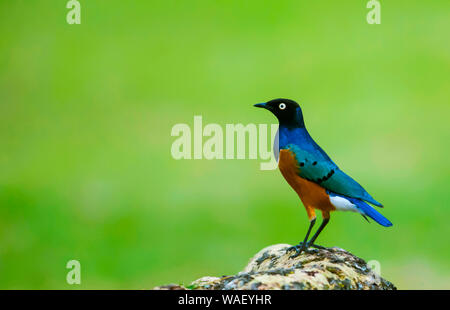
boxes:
[255,98,392,257]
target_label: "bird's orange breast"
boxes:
[278,149,336,213]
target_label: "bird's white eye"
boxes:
[279,103,286,110]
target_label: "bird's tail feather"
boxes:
[349,197,393,227]
[363,195,383,208]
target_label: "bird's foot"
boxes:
[286,242,326,258]
[286,242,309,258]
[309,243,326,250]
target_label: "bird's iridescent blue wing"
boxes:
[285,144,383,207]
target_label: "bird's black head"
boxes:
[254,98,304,128]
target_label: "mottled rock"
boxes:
[154,244,396,290]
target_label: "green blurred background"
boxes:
[0,1,449,289]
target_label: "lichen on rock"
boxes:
[154,244,396,290]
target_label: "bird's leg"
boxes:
[306,217,330,248]
[287,218,316,258]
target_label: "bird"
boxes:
[254,98,392,257]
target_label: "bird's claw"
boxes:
[309,244,325,250]
[286,242,326,258]
[287,242,308,258]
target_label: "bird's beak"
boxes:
[254,103,267,109]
